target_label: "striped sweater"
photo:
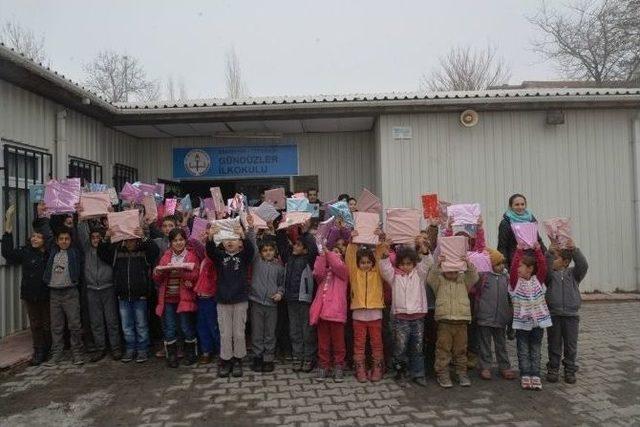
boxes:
[509,248,552,330]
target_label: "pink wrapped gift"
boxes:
[447,203,481,225]
[44,178,81,214]
[107,210,140,243]
[385,208,421,245]
[133,182,156,196]
[277,212,312,230]
[292,192,306,199]
[511,222,539,249]
[209,187,226,214]
[142,195,158,223]
[119,182,142,203]
[254,202,280,222]
[316,216,335,245]
[212,217,242,245]
[164,198,177,216]
[190,216,209,243]
[543,217,572,248]
[352,212,379,245]
[155,262,195,271]
[356,188,382,214]
[242,208,268,230]
[468,251,492,273]
[265,188,286,210]
[440,236,469,272]
[79,192,111,219]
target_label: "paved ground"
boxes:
[0,301,638,427]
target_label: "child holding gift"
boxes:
[509,243,551,390]
[545,239,588,384]
[206,222,254,378]
[153,228,201,368]
[345,238,387,382]
[312,241,348,381]
[427,253,479,388]
[380,243,433,387]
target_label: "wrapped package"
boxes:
[385,208,421,245]
[79,192,111,220]
[43,178,81,214]
[440,236,469,272]
[107,210,140,243]
[352,212,379,245]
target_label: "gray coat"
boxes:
[249,234,285,306]
[475,271,512,328]
[79,222,113,291]
[545,248,588,317]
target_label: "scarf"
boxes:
[505,209,533,223]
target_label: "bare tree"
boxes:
[529,0,640,83]
[420,45,511,91]
[178,78,188,100]
[0,20,47,63]
[83,50,160,103]
[225,46,248,99]
[166,75,176,101]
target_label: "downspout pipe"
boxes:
[632,112,640,291]
[55,110,67,179]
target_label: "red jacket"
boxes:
[194,255,217,297]
[153,248,200,316]
[312,251,349,323]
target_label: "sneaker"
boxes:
[315,367,328,381]
[437,374,453,388]
[135,352,148,363]
[546,369,560,383]
[501,368,516,380]
[301,360,315,373]
[412,377,428,387]
[479,369,492,380]
[292,360,303,372]
[232,358,243,377]
[521,375,532,390]
[218,360,232,378]
[531,376,543,390]
[458,373,471,387]
[111,349,123,361]
[155,348,165,358]
[370,362,383,383]
[262,361,275,373]
[334,366,344,383]
[355,363,368,383]
[564,372,577,384]
[72,353,85,366]
[198,353,212,365]
[251,357,263,372]
[121,350,135,363]
[89,350,106,363]
[45,352,64,367]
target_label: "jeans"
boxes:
[287,301,316,362]
[478,326,511,370]
[353,319,383,366]
[162,303,196,343]
[87,287,121,352]
[251,303,278,362]
[547,316,579,374]
[50,287,83,355]
[197,297,220,355]
[119,298,150,353]
[393,317,425,378]
[317,320,346,369]
[516,327,544,377]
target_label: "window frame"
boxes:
[112,163,138,191]
[68,156,103,185]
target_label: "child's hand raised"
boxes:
[271,293,282,302]
[246,213,254,228]
[438,255,446,266]
[233,225,245,238]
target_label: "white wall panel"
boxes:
[377,110,638,292]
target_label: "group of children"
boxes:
[2,190,588,390]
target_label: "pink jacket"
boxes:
[312,251,349,323]
[153,249,200,317]
[380,255,432,315]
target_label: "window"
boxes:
[1,140,53,248]
[113,163,138,192]
[68,157,103,186]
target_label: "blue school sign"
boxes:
[173,145,298,179]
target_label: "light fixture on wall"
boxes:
[460,109,479,127]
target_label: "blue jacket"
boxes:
[43,245,83,288]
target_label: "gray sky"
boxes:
[0,0,560,100]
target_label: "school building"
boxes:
[1,43,640,337]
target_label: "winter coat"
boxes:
[545,248,588,316]
[277,229,318,304]
[2,232,49,301]
[153,248,200,316]
[194,256,217,297]
[248,233,285,307]
[345,243,385,310]
[206,236,254,304]
[97,238,159,300]
[78,222,113,291]
[380,254,433,316]
[427,264,479,322]
[312,251,349,323]
[497,213,546,268]
[475,271,512,328]
[43,245,83,288]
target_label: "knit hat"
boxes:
[488,248,505,267]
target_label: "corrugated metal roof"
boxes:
[114,87,640,110]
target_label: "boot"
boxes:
[218,359,233,378]
[232,358,243,377]
[251,357,263,372]
[166,341,179,368]
[183,339,198,366]
[370,361,384,382]
[355,361,368,383]
[31,348,46,366]
[546,368,559,383]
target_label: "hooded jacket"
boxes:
[475,270,512,328]
[78,222,113,291]
[312,250,349,323]
[248,233,285,307]
[277,229,318,304]
[380,254,433,316]
[427,263,479,322]
[345,243,385,310]
[205,234,254,304]
[545,248,588,317]
[2,232,49,301]
[153,248,200,316]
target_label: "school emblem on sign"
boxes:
[183,149,211,177]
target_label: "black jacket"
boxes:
[497,214,546,268]
[206,237,254,304]
[276,230,318,302]
[1,232,49,301]
[97,238,159,300]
